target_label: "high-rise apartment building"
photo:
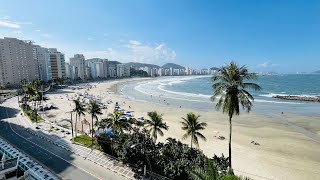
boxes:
[33,45,51,81]
[108,61,119,78]
[0,37,39,85]
[65,63,78,80]
[70,54,85,79]
[158,68,164,76]
[86,58,108,79]
[116,64,130,77]
[49,48,66,79]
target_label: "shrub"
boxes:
[20,104,42,122]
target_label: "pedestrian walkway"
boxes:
[0,137,59,180]
[16,112,136,179]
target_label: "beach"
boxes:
[43,78,320,180]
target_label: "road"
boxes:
[0,98,127,180]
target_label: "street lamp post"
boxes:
[65,111,74,139]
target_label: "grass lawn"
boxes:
[20,105,42,123]
[73,135,101,150]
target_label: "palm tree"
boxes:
[73,98,85,137]
[211,61,261,168]
[100,110,130,137]
[191,158,218,180]
[87,100,102,144]
[180,112,207,148]
[22,81,36,105]
[145,111,168,143]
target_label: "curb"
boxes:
[24,128,135,179]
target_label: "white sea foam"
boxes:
[254,99,303,105]
[158,85,211,98]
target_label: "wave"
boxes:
[254,99,303,105]
[134,84,303,105]
[158,85,212,98]
[166,76,209,86]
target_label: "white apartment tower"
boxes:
[49,48,66,80]
[0,38,39,85]
[70,54,85,79]
[33,45,51,81]
[116,64,130,77]
[65,63,78,80]
[86,58,108,79]
[158,68,164,76]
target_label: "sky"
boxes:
[0,0,319,73]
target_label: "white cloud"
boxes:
[125,41,176,63]
[0,15,31,29]
[257,61,279,68]
[0,20,20,28]
[82,40,176,64]
[83,48,117,60]
[35,29,41,32]
[129,40,141,45]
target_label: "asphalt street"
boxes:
[0,104,99,180]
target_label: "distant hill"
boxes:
[210,67,219,71]
[162,63,185,69]
[108,60,121,64]
[313,70,320,74]
[124,62,160,68]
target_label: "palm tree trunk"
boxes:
[191,136,193,148]
[78,114,81,135]
[75,113,78,137]
[153,130,157,143]
[71,112,74,138]
[229,116,232,168]
[91,116,94,144]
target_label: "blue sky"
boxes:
[0,0,319,73]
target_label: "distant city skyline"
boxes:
[0,0,319,73]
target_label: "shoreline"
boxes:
[43,78,320,180]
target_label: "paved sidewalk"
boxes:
[17,109,136,179]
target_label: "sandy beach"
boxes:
[43,78,320,180]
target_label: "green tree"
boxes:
[156,138,206,179]
[73,98,86,137]
[181,112,207,148]
[87,100,102,144]
[211,61,261,168]
[191,158,218,180]
[21,80,37,104]
[100,110,131,137]
[114,131,157,177]
[145,111,169,143]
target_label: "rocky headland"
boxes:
[273,95,320,102]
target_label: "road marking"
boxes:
[4,106,103,180]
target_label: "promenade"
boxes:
[0,97,131,180]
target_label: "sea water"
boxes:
[120,74,320,116]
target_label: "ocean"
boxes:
[120,74,320,116]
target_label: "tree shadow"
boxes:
[0,106,20,119]
[46,90,76,94]
[45,114,56,118]
[0,105,94,178]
